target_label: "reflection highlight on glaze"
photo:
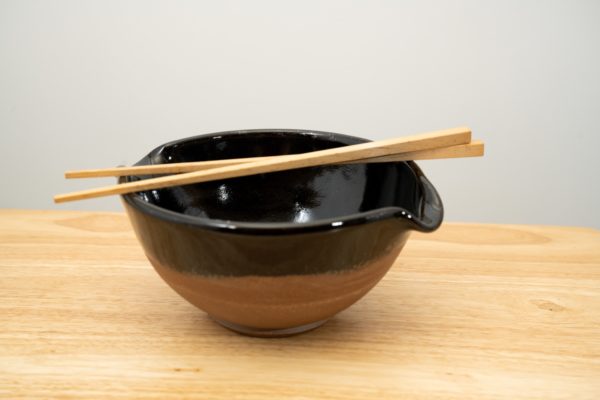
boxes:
[294,206,311,223]
[217,184,230,203]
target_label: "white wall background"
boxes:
[1,0,599,228]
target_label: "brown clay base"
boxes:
[211,316,329,338]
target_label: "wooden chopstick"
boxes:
[65,140,484,178]
[54,126,472,203]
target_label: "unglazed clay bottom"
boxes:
[211,318,329,338]
[148,247,402,337]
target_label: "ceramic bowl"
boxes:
[121,129,443,337]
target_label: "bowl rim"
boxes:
[120,129,444,235]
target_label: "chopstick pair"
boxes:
[54,126,483,203]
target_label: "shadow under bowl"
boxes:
[121,129,443,337]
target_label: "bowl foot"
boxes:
[211,317,329,338]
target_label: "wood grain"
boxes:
[53,126,470,203]
[1,209,599,399]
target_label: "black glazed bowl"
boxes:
[121,129,443,337]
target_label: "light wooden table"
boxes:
[1,209,599,399]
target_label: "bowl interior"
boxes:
[128,131,424,224]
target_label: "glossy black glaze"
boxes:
[121,129,443,277]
